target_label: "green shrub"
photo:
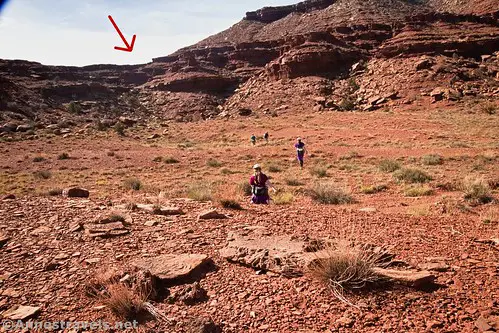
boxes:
[114,122,125,136]
[67,101,81,114]
[378,159,400,173]
[310,182,354,204]
[393,168,432,183]
[123,178,142,191]
[462,176,493,205]
[422,154,443,166]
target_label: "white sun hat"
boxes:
[253,164,261,169]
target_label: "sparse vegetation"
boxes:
[286,179,305,186]
[164,157,179,164]
[339,96,355,111]
[239,182,252,196]
[310,182,354,204]
[481,102,497,115]
[340,151,361,160]
[187,183,213,201]
[360,184,388,194]
[33,170,52,180]
[58,152,70,160]
[310,165,328,178]
[220,199,243,210]
[114,122,126,136]
[152,156,163,162]
[33,156,45,162]
[206,158,222,168]
[67,101,82,114]
[220,168,234,175]
[461,176,493,205]
[123,178,142,191]
[308,241,390,306]
[422,154,443,166]
[378,159,401,173]
[393,168,432,183]
[267,164,282,173]
[273,191,294,205]
[48,188,63,196]
[347,78,360,91]
[404,185,434,197]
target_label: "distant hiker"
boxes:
[295,137,306,168]
[250,164,276,204]
[251,134,257,145]
[263,132,269,143]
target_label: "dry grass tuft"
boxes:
[393,168,432,183]
[360,184,387,194]
[272,191,294,205]
[461,176,493,205]
[102,283,147,321]
[123,178,142,191]
[310,182,354,204]
[188,183,213,201]
[308,240,391,307]
[421,154,443,166]
[404,185,434,197]
[378,159,400,173]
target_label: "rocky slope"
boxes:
[0,0,498,130]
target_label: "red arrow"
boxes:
[108,15,136,52]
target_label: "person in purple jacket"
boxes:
[294,137,306,168]
[249,164,276,204]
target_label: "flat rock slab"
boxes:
[220,233,307,276]
[198,209,228,220]
[2,305,40,320]
[419,262,449,272]
[136,204,184,216]
[132,254,212,284]
[372,268,435,287]
[62,187,89,198]
[84,222,129,238]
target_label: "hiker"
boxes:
[263,132,269,143]
[295,137,306,168]
[249,164,276,204]
[251,134,256,145]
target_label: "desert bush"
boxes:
[67,101,81,114]
[481,206,499,224]
[310,165,328,178]
[340,151,361,160]
[393,168,432,183]
[220,199,243,210]
[378,159,400,173]
[95,120,108,131]
[286,178,305,186]
[421,154,443,166]
[220,168,234,175]
[360,184,388,194]
[58,152,70,160]
[239,182,252,196]
[461,176,493,205]
[187,183,212,201]
[48,188,63,196]
[33,170,51,179]
[339,96,355,111]
[123,178,142,191]
[33,156,45,162]
[347,78,360,91]
[310,182,354,204]
[164,157,179,164]
[114,122,126,136]
[206,158,222,168]
[107,151,115,157]
[267,164,281,173]
[404,185,434,197]
[481,103,497,115]
[152,156,162,162]
[273,191,294,205]
[308,241,390,305]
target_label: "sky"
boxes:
[0,0,292,66]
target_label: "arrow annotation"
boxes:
[108,15,136,52]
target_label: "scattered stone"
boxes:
[167,282,208,305]
[132,253,213,284]
[2,305,40,320]
[475,316,492,332]
[62,187,89,198]
[197,209,228,220]
[16,124,34,132]
[69,223,83,232]
[359,207,377,213]
[238,108,252,116]
[372,268,435,287]
[84,221,130,238]
[85,258,101,265]
[336,316,355,327]
[144,220,158,227]
[187,318,222,333]
[44,262,59,271]
[430,88,445,102]
[136,204,183,216]
[148,133,160,139]
[419,262,449,272]
[415,58,434,70]
[2,194,15,200]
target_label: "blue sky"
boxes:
[0,0,292,66]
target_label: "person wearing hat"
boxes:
[249,164,276,204]
[294,137,306,168]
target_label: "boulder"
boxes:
[415,58,434,71]
[16,124,34,132]
[197,209,228,220]
[2,305,40,320]
[430,88,445,102]
[1,122,18,133]
[132,254,213,284]
[372,268,435,287]
[62,187,89,198]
